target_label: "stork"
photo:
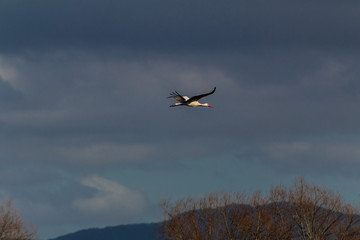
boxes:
[168,87,216,108]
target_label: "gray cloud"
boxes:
[1,50,360,167]
[1,1,360,53]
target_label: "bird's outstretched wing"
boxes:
[168,91,187,103]
[187,87,216,102]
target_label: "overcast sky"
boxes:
[1,0,360,239]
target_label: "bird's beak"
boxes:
[208,105,214,108]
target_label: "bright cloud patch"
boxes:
[73,175,145,216]
[0,56,19,86]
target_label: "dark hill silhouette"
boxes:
[49,223,164,240]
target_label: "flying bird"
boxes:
[168,87,216,108]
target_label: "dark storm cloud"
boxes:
[1,0,360,53]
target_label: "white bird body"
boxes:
[168,87,216,108]
[187,101,210,107]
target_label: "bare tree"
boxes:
[267,185,296,240]
[160,177,360,240]
[0,201,37,240]
[287,177,360,240]
[161,192,273,240]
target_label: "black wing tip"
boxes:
[168,91,180,98]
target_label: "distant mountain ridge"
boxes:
[49,223,164,240]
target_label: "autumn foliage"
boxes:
[160,177,360,240]
[0,201,37,240]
